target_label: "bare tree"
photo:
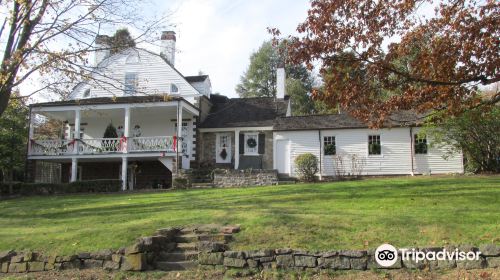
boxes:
[0,0,171,116]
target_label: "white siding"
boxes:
[274,127,463,177]
[69,49,201,100]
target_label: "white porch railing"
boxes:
[128,136,176,153]
[78,138,122,154]
[30,139,74,156]
[29,136,176,156]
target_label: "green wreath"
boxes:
[246,138,257,148]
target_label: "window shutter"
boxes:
[258,133,265,154]
[239,133,244,154]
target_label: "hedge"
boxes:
[0,179,122,196]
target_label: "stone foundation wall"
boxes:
[0,227,179,274]
[213,169,278,188]
[198,245,500,271]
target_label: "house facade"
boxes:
[27,31,463,190]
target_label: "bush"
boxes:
[0,179,122,197]
[295,153,319,182]
[172,178,190,189]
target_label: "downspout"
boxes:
[409,126,414,176]
[318,130,322,181]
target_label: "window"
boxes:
[244,133,259,155]
[124,73,138,94]
[83,88,90,98]
[368,135,381,155]
[171,84,179,93]
[414,134,428,154]
[324,136,336,155]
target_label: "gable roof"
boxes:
[184,75,209,83]
[273,111,424,131]
[199,97,288,128]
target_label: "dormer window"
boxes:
[124,73,138,94]
[171,84,179,94]
[83,88,91,98]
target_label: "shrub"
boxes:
[294,153,319,182]
[0,179,122,197]
[172,178,190,189]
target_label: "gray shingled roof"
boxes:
[199,97,289,128]
[31,95,187,107]
[273,111,423,131]
[184,75,209,83]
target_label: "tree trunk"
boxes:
[0,88,12,117]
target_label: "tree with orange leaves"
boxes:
[270,0,499,126]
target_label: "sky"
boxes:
[157,0,311,98]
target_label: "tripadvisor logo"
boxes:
[375,243,482,267]
[375,244,398,267]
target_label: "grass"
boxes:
[0,175,498,255]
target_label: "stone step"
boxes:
[180,224,223,234]
[175,233,232,243]
[157,251,199,262]
[191,183,215,189]
[156,261,199,271]
[175,242,197,251]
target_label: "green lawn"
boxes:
[0,175,498,255]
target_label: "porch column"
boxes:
[176,102,183,171]
[234,129,240,169]
[70,157,78,182]
[123,106,130,153]
[73,109,81,154]
[121,157,128,191]
[28,109,34,155]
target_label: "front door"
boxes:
[216,133,232,164]
[276,139,291,174]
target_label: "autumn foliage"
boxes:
[271,0,499,126]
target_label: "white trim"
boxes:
[198,126,273,133]
[28,152,177,160]
[244,132,259,156]
[215,132,232,164]
[31,100,199,116]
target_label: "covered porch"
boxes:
[28,96,198,190]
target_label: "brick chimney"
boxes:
[160,31,176,66]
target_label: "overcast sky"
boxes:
[158,0,310,98]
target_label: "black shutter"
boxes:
[239,133,244,154]
[258,133,265,154]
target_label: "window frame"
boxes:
[368,134,382,156]
[171,83,179,94]
[124,72,138,94]
[244,132,259,156]
[323,135,336,156]
[414,134,428,155]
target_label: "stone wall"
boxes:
[0,227,179,274]
[213,169,278,188]
[198,245,500,271]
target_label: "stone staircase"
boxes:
[277,173,297,185]
[155,225,238,271]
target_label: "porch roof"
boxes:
[30,95,195,109]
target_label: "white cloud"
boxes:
[161,0,310,97]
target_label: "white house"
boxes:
[27,31,464,190]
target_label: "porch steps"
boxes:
[156,224,239,271]
[156,260,199,271]
[278,173,297,185]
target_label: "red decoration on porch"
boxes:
[173,136,177,152]
[119,136,127,151]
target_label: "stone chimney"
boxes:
[276,64,286,99]
[160,31,176,66]
[94,35,111,66]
